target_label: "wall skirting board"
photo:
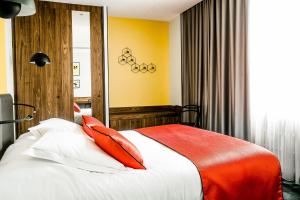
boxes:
[109,105,181,131]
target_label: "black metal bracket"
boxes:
[0,103,36,125]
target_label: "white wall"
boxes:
[5,19,16,141]
[103,6,109,126]
[169,15,182,106]
[72,11,91,48]
[73,49,92,97]
[5,20,14,97]
[72,11,92,98]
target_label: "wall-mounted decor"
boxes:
[73,62,80,76]
[30,52,51,67]
[118,47,156,73]
[73,80,80,89]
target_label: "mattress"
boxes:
[0,130,202,200]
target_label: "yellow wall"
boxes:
[108,17,170,107]
[0,19,6,93]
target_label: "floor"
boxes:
[283,183,300,200]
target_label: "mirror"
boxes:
[72,11,92,124]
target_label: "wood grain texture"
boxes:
[13,4,43,135]
[65,4,104,122]
[13,2,104,136]
[39,2,73,122]
[109,106,181,131]
[74,97,92,104]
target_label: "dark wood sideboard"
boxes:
[109,106,181,131]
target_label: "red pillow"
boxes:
[74,103,81,113]
[91,125,145,170]
[82,115,105,138]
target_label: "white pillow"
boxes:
[25,124,128,173]
[28,118,81,137]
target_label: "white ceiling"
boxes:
[42,0,202,21]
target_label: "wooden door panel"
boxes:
[13,2,104,136]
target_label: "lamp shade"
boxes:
[30,52,51,67]
[0,0,36,19]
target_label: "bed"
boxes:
[0,95,283,200]
[0,128,202,200]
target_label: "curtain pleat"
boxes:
[181,0,249,139]
[248,0,300,184]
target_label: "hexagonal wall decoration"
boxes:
[127,56,136,66]
[140,63,148,73]
[122,47,132,55]
[118,55,127,65]
[147,63,156,73]
[131,64,140,73]
[122,48,132,58]
[118,47,157,73]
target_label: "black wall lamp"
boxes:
[0,0,36,19]
[28,1,51,68]
[30,52,51,67]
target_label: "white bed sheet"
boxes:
[74,108,92,125]
[0,130,202,200]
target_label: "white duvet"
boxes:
[0,130,202,200]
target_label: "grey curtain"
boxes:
[181,0,249,139]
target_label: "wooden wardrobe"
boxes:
[13,1,105,136]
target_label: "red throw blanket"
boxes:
[136,124,283,200]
